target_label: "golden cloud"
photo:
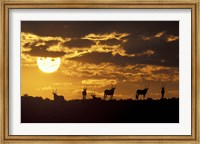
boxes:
[82,32,129,42]
[142,31,179,43]
[154,31,165,38]
[82,78,118,88]
[21,53,37,67]
[166,35,179,42]
[21,32,71,45]
[136,50,155,57]
[21,32,155,61]
[61,60,178,84]
[21,32,71,55]
[36,82,73,93]
[139,65,170,74]
[53,82,72,86]
[142,31,165,41]
[138,65,178,82]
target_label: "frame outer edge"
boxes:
[0,0,199,4]
[0,1,5,143]
[197,1,200,143]
[2,1,9,143]
[1,0,200,143]
[0,0,2,143]
[192,3,197,142]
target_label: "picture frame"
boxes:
[1,0,199,143]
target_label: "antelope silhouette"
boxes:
[82,86,87,100]
[91,91,102,100]
[161,83,166,99]
[104,85,116,100]
[52,89,65,102]
[91,91,96,98]
[135,83,149,100]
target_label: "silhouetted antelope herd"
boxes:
[51,83,167,102]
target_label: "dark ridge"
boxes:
[21,96,179,123]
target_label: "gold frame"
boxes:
[0,0,199,143]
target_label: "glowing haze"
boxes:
[21,21,179,100]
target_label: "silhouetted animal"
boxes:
[92,96,102,100]
[136,84,149,100]
[161,83,166,99]
[52,89,65,102]
[91,91,102,100]
[147,98,153,101]
[104,85,116,100]
[82,86,87,100]
[91,91,96,97]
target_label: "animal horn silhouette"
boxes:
[161,82,166,88]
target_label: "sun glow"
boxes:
[37,57,61,73]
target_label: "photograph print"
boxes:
[21,21,179,123]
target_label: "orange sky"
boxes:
[21,21,179,100]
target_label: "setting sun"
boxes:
[37,57,61,73]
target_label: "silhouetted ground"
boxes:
[21,96,179,123]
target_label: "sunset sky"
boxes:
[21,21,179,100]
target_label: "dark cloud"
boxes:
[69,52,178,67]
[63,38,94,48]
[24,47,66,57]
[100,39,122,46]
[121,33,179,67]
[21,21,179,38]
[23,39,59,49]
[23,42,31,48]
[46,40,60,46]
